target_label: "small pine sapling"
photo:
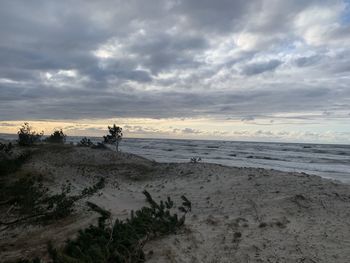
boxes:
[103,124,123,151]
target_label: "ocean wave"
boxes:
[1,134,349,182]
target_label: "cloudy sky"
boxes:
[1,0,350,143]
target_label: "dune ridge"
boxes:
[1,144,350,262]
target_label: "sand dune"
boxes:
[1,144,350,262]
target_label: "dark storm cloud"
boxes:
[0,0,350,122]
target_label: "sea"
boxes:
[1,133,350,183]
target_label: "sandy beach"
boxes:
[1,144,350,262]
[2,0,350,262]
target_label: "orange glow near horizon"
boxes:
[0,117,350,144]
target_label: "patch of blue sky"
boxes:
[340,0,350,25]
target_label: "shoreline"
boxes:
[1,136,350,184]
[1,144,350,262]
[2,132,350,146]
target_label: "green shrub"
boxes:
[46,130,66,144]
[17,123,43,146]
[48,191,191,263]
[190,157,202,163]
[0,177,106,228]
[77,137,94,147]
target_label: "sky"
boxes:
[0,0,350,143]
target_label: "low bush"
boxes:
[0,177,105,230]
[17,123,43,146]
[46,130,66,144]
[11,190,191,263]
[48,191,191,263]
[77,137,94,147]
[190,157,202,163]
